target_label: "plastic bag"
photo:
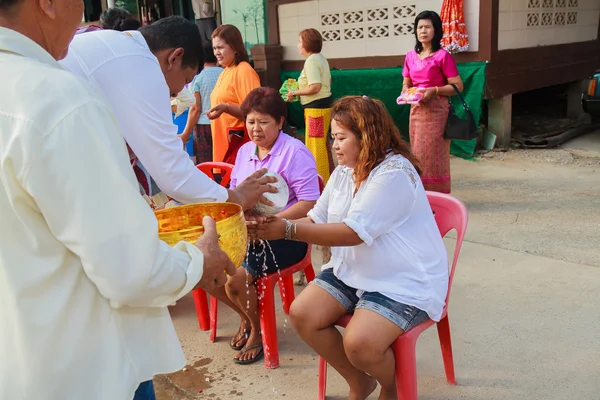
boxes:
[397,87,424,105]
[171,86,195,117]
[279,78,300,102]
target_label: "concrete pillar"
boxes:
[567,79,586,120]
[488,95,512,148]
[250,44,283,89]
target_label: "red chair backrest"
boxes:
[426,191,468,315]
[317,175,325,194]
[196,162,234,188]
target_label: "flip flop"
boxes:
[230,330,250,351]
[234,343,264,365]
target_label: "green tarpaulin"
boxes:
[281,61,486,159]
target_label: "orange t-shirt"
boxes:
[209,61,260,162]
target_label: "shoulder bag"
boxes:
[444,84,478,141]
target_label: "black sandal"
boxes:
[229,329,250,351]
[234,343,264,365]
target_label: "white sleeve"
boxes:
[23,100,203,308]
[343,166,417,246]
[307,168,338,224]
[90,55,228,204]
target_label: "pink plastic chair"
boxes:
[317,191,468,400]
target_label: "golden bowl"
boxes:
[154,202,247,267]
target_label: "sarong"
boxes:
[409,95,451,193]
[193,124,213,165]
[304,107,334,184]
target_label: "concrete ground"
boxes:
[155,130,600,400]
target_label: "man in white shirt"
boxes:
[61,16,275,211]
[0,1,235,400]
[192,0,217,42]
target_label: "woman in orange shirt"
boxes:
[207,25,260,164]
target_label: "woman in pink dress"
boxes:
[402,10,464,193]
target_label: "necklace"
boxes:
[217,65,234,87]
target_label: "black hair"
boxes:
[100,7,132,30]
[413,10,443,54]
[0,0,22,12]
[116,17,141,31]
[139,16,203,70]
[202,40,217,64]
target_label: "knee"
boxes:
[343,330,382,368]
[289,298,315,334]
[225,273,247,297]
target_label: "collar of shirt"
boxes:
[249,131,285,162]
[0,27,58,68]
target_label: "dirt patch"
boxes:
[154,358,222,400]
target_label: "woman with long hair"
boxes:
[402,10,463,193]
[250,96,449,399]
[207,24,260,164]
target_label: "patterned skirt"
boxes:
[193,124,213,165]
[409,95,451,193]
[304,107,334,184]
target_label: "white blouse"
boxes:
[307,154,449,321]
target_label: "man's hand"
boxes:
[227,168,278,210]
[193,216,236,291]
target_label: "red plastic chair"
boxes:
[208,175,325,368]
[196,161,233,188]
[190,162,235,332]
[317,191,468,400]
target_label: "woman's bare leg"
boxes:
[225,268,262,361]
[290,285,377,400]
[205,283,250,348]
[343,309,405,400]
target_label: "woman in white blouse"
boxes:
[250,96,448,400]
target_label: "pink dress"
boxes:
[402,49,459,194]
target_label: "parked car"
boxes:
[582,69,600,118]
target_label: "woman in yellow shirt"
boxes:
[207,25,260,164]
[286,28,333,183]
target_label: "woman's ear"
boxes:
[278,117,285,130]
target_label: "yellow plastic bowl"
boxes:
[154,203,247,267]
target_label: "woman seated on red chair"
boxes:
[249,96,449,399]
[209,87,320,365]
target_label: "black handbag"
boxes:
[444,84,478,141]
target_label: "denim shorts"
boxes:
[312,268,430,331]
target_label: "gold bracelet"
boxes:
[435,86,439,95]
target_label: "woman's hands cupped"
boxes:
[246,216,286,241]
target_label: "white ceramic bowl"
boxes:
[252,170,289,216]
